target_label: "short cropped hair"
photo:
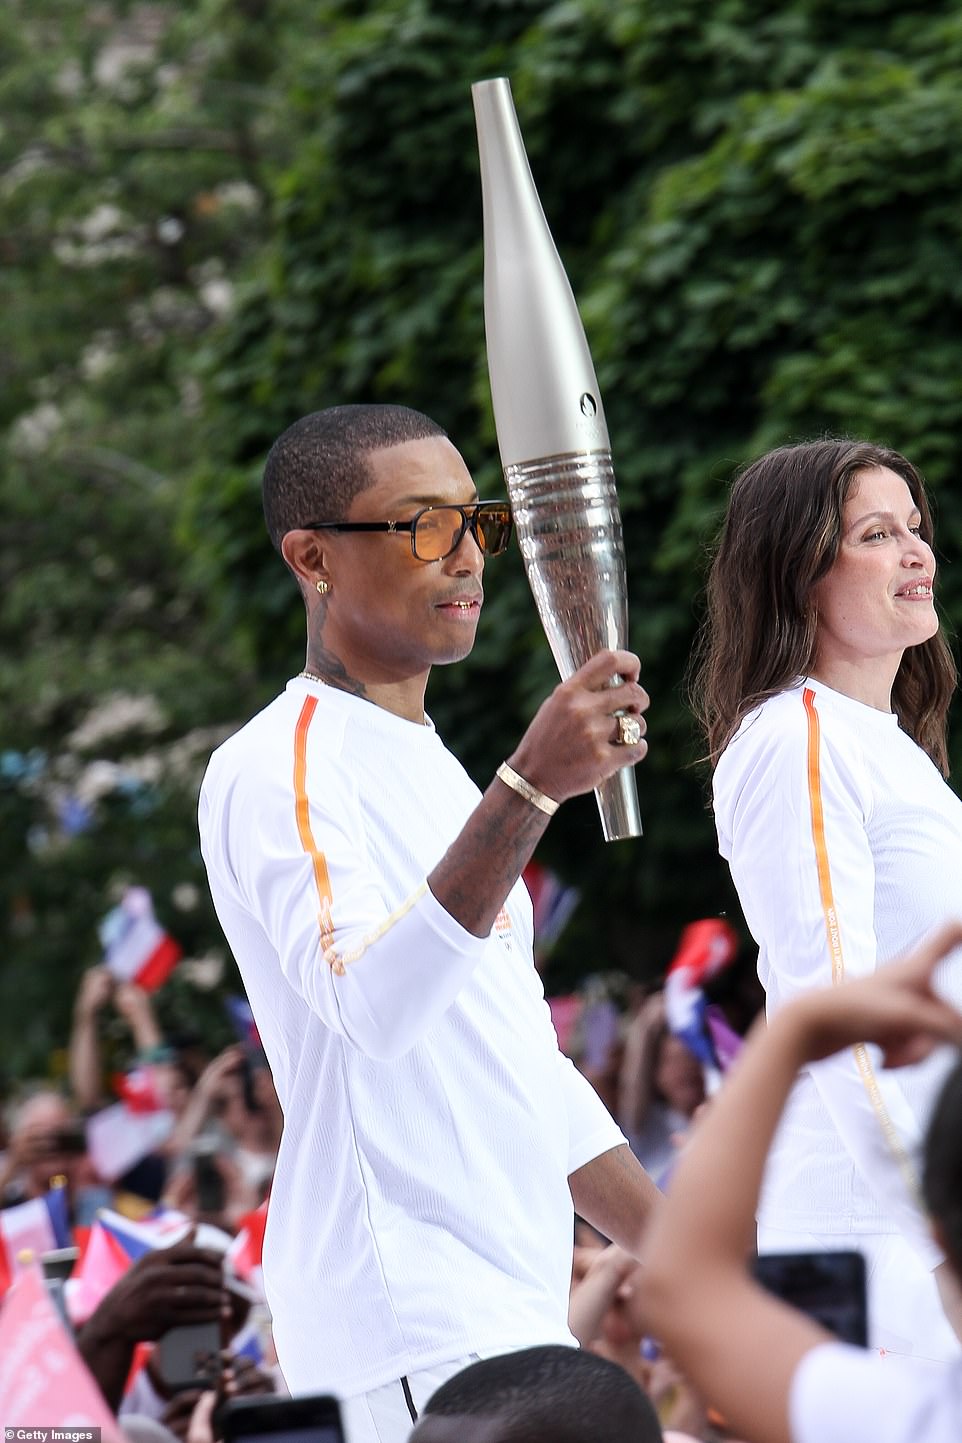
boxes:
[262,404,447,552]
[418,1345,663,1443]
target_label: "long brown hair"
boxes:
[690,439,956,774]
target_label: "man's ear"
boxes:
[282,529,330,591]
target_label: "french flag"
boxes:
[112,1064,167,1114]
[100,886,182,992]
[522,861,580,962]
[664,918,740,1096]
[0,1185,71,1294]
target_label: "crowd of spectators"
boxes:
[17,937,943,1443]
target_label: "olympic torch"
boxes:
[472,76,642,841]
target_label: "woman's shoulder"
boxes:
[720,684,812,763]
[714,682,877,810]
[723,679,887,761]
[712,690,812,825]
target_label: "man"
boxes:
[0,1090,88,1213]
[407,1344,664,1443]
[199,404,659,1443]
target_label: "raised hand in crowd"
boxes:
[166,1047,248,1156]
[76,1233,229,1412]
[568,1239,638,1350]
[165,1354,277,1443]
[568,1239,714,1439]
[165,1044,279,1207]
[69,966,117,1110]
[114,980,167,1056]
[76,964,116,1021]
[69,965,169,1113]
[640,920,962,1443]
[617,991,668,1134]
[163,1144,259,1232]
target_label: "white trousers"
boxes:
[757,1223,962,1363]
[339,1353,483,1443]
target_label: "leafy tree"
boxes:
[184,0,962,990]
[0,0,288,1076]
[5,0,962,1078]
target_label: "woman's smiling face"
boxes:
[811,465,938,691]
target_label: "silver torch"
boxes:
[472,76,642,841]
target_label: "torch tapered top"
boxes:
[472,77,611,468]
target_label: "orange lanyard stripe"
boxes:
[802,687,845,984]
[293,695,336,947]
[801,687,923,1199]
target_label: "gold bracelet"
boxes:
[496,761,559,817]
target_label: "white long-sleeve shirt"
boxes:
[791,1342,962,1443]
[199,676,625,1396]
[713,678,962,1266]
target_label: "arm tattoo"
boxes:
[430,784,550,936]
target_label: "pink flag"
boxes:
[67,1217,132,1324]
[67,1206,190,1324]
[100,886,182,991]
[0,1265,125,1435]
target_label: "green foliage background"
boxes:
[3,0,962,1080]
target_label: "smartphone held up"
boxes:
[218,1393,346,1443]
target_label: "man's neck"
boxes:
[301,658,429,725]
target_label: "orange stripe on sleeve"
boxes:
[801,687,922,1201]
[803,687,845,984]
[293,695,341,971]
[291,695,429,978]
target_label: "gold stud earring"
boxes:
[316,579,330,595]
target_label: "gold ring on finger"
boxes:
[614,714,642,747]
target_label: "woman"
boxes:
[691,438,962,1358]
[617,990,705,1185]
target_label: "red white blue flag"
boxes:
[100,886,182,991]
[225,1199,268,1300]
[664,918,741,1095]
[0,1184,71,1293]
[112,1063,168,1114]
[522,861,580,963]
